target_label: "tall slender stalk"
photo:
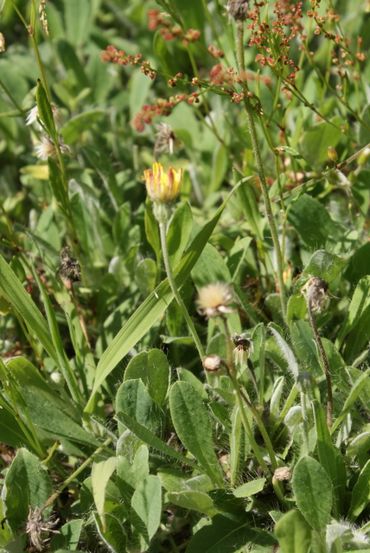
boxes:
[158,220,205,362]
[235,21,287,320]
[307,298,333,428]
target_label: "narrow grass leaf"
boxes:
[0,254,57,361]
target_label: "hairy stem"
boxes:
[307,300,333,428]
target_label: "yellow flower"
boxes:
[143,162,182,204]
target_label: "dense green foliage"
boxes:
[0,0,369,551]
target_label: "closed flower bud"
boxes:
[327,146,338,162]
[203,354,223,372]
[143,162,182,204]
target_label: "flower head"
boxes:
[302,276,329,312]
[34,136,70,160]
[143,162,182,204]
[0,33,6,53]
[35,136,56,160]
[197,282,234,318]
[26,104,61,129]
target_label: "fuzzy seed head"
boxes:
[143,162,182,203]
[197,282,233,318]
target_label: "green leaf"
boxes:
[129,70,152,121]
[51,519,83,551]
[35,79,57,139]
[169,381,223,486]
[345,242,370,284]
[210,144,228,192]
[4,448,52,532]
[185,515,276,553]
[167,202,193,268]
[116,379,162,435]
[117,411,193,466]
[269,325,299,381]
[167,490,217,516]
[233,478,266,498]
[124,349,170,406]
[4,357,97,448]
[288,194,342,248]
[131,475,162,540]
[292,456,333,530]
[91,457,117,529]
[312,401,346,516]
[64,0,94,46]
[341,276,370,361]
[85,182,242,412]
[275,509,312,553]
[192,243,231,287]
[331,368,370,433]
[170,0,205,28]
[136,258,157,297]
[348,459,370,520]
[61,110,105,144]
[0,254,57,362]
[303,250,345,283]
[300,119,342,166]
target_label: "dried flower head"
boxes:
[302,276,329,312]
[0,33,6,53]
[154,123,176,157]
[227,0,249,21]
[273,466,292,481]
[197,282,234,318]
[58,246,81,286]
[232,334,252,365]
[39,0,49,35]
[26,507,59,551]
[143,162,182,204]
[34,136,56,160]
[34,136,70,160]
[203,354,223,372]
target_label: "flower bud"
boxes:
[203,354,223,372]
[327,146,338,162]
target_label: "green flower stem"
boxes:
[307,298,333,428]
[158,219,205,362]
[235,22,287,321]
[42,437,112,512]
[222,318,274,474]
